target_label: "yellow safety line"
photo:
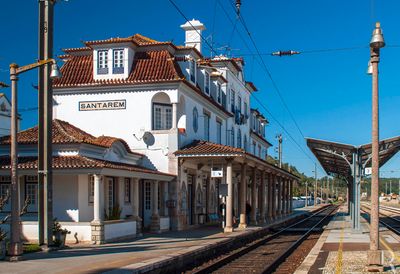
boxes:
[335,209,344,274]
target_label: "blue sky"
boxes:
[0,0,399,178]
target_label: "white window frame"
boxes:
[153,103,172,130]
[237,128,242,148]
[231,126,235,147]
[204,71,210,95]
[216,121,222,144]
[113,49,124,74]
[204,113,210,141]
[217,83,222,104]
[230,89,235,113]
[97,50,109,74]
[190,60,196,83]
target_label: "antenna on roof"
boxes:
[236,0,241,16]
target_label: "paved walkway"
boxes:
[295,205,400,273]
[0,206,318,274]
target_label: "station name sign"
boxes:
[79,100,126,111]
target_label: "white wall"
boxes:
[78,174,93,222]
[21,221,92,243]
[104,220,136,241]
[53,175,79,222]
[54,88,178,173]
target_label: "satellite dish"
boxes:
[142,131,155,147]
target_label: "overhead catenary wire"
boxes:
[168,0,325,174]
[227,0,306,141]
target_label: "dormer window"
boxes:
[204,71,210,94]
[190,60,196,83]
[97,50,109,74]
[217,83,222,104]
[0,103,6,112]
[113,49,124,74]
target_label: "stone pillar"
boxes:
[160,181,166,217]
[239,164,247,229]
[225,160,234,232]
[132,178,142,235]
[260,171,266,224]
[271,174,277,219]
[267,173,273,220]
[172,102,178,128]
[277,176,282,218]
[250,168,257,225]
[290,180,294,213]
[150,181,161,233]
[91,174,104,244]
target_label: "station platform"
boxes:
[295,205,400,273]
[0,206,320,274]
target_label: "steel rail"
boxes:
[190,205,338,274]
[361,205,400,234]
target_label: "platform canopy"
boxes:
[306,136,400,178]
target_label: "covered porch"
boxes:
[0,155,175,244]
[174,140,299,232]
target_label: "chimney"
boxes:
[180,19,206,53]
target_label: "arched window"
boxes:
[192,107,198,132]
[237,128,242,148]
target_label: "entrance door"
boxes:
[143,181,152,228]
[187,175,194,225]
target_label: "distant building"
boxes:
[0,91,14,137]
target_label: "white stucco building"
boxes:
[0,119,174,243]
[0,91,14,137]
[0,19,299,244]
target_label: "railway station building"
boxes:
[0,20,299,243]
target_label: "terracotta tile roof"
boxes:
[53,50,184,88]
[83,34,168,47]
[175,140,298,179]
[0,119,140,155]
[175,140,244,156]
[245,81,257,92]
[0,155,174,178]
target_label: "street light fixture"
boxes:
[367,22,385,272]
[8,59,60,258]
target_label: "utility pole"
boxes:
[38,0,55,247]
[305,181,308,207]
[389,180,392,195]
[276,134,282,168]
[314,164,317,206]
[320,177,323,203]
[385,181,388,195]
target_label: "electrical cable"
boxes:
[168,0,325,174]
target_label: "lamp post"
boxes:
[367,22,385,272]
[8,59,61,258]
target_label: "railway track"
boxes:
[361,204,400,234]
[185,204,338,274]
